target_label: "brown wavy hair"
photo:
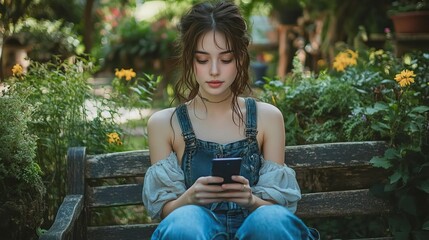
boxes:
[174,0,252,122]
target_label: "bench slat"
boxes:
[286,141,386,167]
[89,184,143,207]
[87,223,158,240]
[86,150,150,179]
[88,184,392,219]
[296,189,391,219]
[85,141,386,179]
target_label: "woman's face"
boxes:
[194,30,237,99]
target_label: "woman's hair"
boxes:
[174,0,252,107]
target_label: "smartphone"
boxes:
[211,157,242,184]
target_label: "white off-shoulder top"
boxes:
[142,152,301,219]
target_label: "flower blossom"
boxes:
[394,69,415,87]
[333,49,358,72]
[115,68,136,81]
[12,64,24,77]
[107,132,122,145]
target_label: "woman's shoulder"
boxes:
[149,107,176,119]
[147,107,177,128]
[254,100,283,117]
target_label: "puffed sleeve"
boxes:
[251,158,301,213]
[142,152,187,219]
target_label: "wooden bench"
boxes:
[40,141,393,240]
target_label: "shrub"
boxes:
[0,96,45,240]
[3,57,124,225]
[259,49,429,238]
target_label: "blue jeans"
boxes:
[151,204,319,240]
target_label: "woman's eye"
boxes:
[221,59,233,63]
[196,59,208,64]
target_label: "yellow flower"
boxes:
[317,59,327,69]
[115,68,125,79]
[262,52,274,62]
[107,132,122,145]
[394,69,416,87]
[333,49,358,72]
[115,68,136,81]
[12,64,24,76]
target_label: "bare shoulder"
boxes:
[255,101,283,119]
[148,107,176,128]
[147,107,178,163]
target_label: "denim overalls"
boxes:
[151,98,319,240]
[177,98,259,236]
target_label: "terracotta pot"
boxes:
[390,11,429,33]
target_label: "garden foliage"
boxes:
[260,49,429,239]
[3,57,124,225]
[0,96,45,240]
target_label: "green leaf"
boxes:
[381,79,395,84]
[384,182,397,192]
[355,88,368,94]
[417,179,429,194]
[365,107,377,115]
[385,148,400,159]
[129,87,142,95]
[371,122,390,132]
[411,106,429,113]
[422,221,429,231]
[370,156,392,169]
[375,102,389,110]
[389,170,402,184]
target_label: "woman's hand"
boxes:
[185,175,258,210]
[185,176,228,205]
[218,175,256,209]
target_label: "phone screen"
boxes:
[211,157,242,184]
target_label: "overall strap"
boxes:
[176,104,197,149]
[245,98,258,140]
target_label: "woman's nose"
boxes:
[210,61,219,76]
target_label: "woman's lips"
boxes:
[207,81,223,88]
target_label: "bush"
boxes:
[3,57,124,225]
[259,49,429,238]
[0,96,45,240]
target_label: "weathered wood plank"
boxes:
[88,184,143,207]
[87,224,158,240]
[296,189,392,219]
[87,185,392,220]
[285,141,386,167]
[86,150,150,179]
[296,165,390,192]
[68,147,86,194]
[84,141,387,179]
[40,195,84,240]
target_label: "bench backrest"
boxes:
[67,141,392,240]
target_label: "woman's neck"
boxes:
[197,91,232,104]
[191,91,237,118]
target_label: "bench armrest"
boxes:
[40,195,84,240]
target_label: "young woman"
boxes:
[143,1,319,239]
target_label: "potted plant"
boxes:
[388,0,429,33]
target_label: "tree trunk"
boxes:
[83,0,95,53]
